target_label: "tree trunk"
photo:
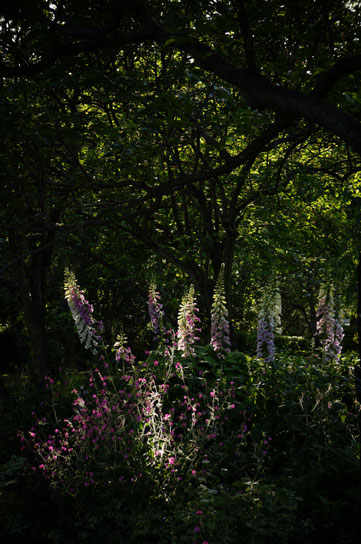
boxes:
[12,254,48,383]
[8,226,56,385]
[0,375,10,404]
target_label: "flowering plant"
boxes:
[256,280,281,363]
[22,271,255,502]
[114,333,136,367]
[148,281,165,345]
[64,269,104,354]
[177,284,201,357]
[210,264,231,356]
[316,283,344,361]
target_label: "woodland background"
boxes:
[1,1,361,543]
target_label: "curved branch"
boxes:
[2,1,361,154]
[128,116,291,205]
[312,53,361,98]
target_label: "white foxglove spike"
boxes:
[177,284,201,357]
[64,269,103,354]
[210,264,231,356]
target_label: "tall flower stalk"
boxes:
[148,281,164,344]
[334,320,345,358]
[316,283,344,361]
[210,263,231,356]
[256,317,275,363]
[64,269,104,354]
[177,284,201,357]
[256,280,281,363]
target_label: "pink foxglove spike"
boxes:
[210,264,231,357]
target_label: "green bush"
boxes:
[1,349,359,543]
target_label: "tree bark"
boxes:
[8,224,57,385]
[357,252,361,359]
[11,251,48,383]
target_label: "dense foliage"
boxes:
[1,0,361,374]
[1,341,360,542]
[0,276,360,543]
[1,1,361,542]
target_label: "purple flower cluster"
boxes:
[21,271,275,505]
[334,320,345,357]
[64,269,104,354]
[256,281,281,363]
[256,317,275,363]
[114,334,136,366]
[316,289,344,360]
[148,282,164,342]
[177,284,201,357]
[21,357,248,495]
[210,264,231,356]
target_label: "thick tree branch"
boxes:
[312,53,361,98]
[2,1,361,154]
[234,0,257,73]
[135,7,361,154]
[170,43,361,154]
